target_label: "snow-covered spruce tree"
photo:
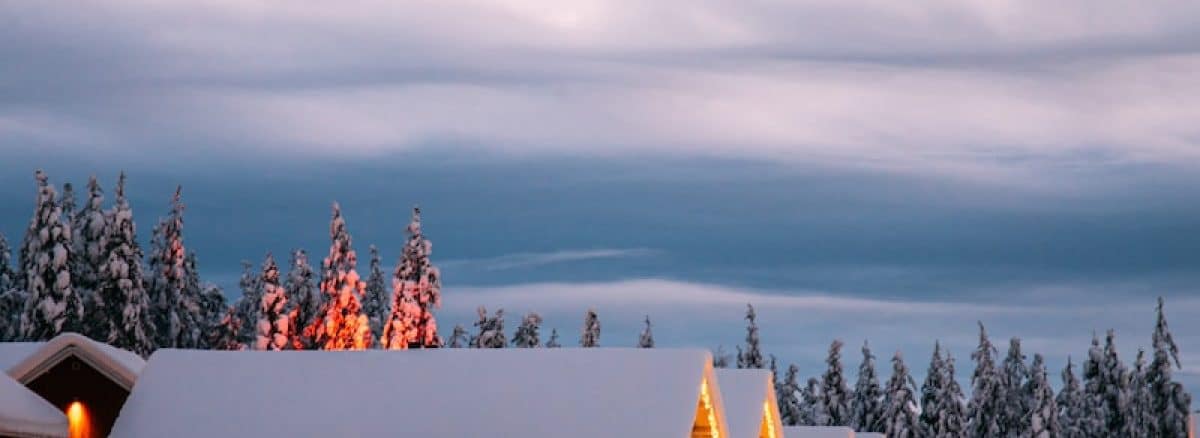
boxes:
[471,306,506,348]
[446,324,468,348]
[1057,358,1089,438]
[1098,329,1130,435]
[638,315,654,348]
[778,364,803,426]
[935,352,968,438]
[19,170,84,340]
[362,245,388,343]
[819,339,852,426]
[713,346,732,368]
[60,182,76,224]
[255,254,290,351]
[379,281,419,349]
[800,377,828,426]
[1027,353,1059,438]
[1148,297,1191,437]
[146,186,204,349]
[1125,349,1154,438]
[882,351,919,438]
[207,306,245,351]
[197,282,227,349]
[72,176,108,340]
[285,250,320,350]
[384,207,442,349]
[97,174,155,356]
[919,341,946,436]
[999,337,1030,437]
[967,322,1003,438]
[737,304,765,368]
[544,328,561,348]
[305,203,371,350]
[0,232,16,295]
[1080,332,1110,436]
[512,312,542,348]
[851,341,884,433]
[579,307,600,347]
[0,232,24,341]
[233,260,260,344]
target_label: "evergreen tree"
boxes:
[1057,357,1090,438]
[255,254,290,350]
[1148,297,1190,437]
[60,182,76,225]
[919,342,945,436]
[1125,349,1154,438]
[0,232,23,341]
[512,312,542,348]
[737,304,765,368]
[72,176,108,340]
[97,173,155,356]
[544,328,561,348]
[197,280,228,349]
[0,232,15,294]
[850,341,884,433]
[1027,353,1059,438]
[713,346,732,368]
[446,324,468,348]
[800,377,828,426]
[637,315,654,348]
[1098,329,1130,435]
[206,306,245,351]
[778,364,803,426]
[1081,332,1110,437]
[471,306,506,348]
[305,203,371,350]
[362,245,388,343]
[967,322,1003,438]
[284,250,320,350]
[934,352,968,438]
[233,260,260,344]
[882,352,919,438]
[999,337,1030,437]
[819,339,851,426]
[146,186,204,349]
[385,207,442,348]
[19,170,83,340]
[579,308,600,347]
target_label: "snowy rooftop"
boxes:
[113,348,724,438]
[782,426,856,438]
[5,333,144,389]
[715,368,782,438]
[0,372,67,438]
[0,342,44,373]
[856,433,885,438]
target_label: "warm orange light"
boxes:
[67,401,92,438]
[761,401,777,438]
[700,379,720,438]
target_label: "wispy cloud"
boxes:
[444,248,657,271]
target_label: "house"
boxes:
[0,372,67,438]
[2,333,145,438]
[111,348,731,438]
[782,426,856,438]
[714,368,784,438]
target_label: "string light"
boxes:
[700,379,720,438]
[761,400,777,438]
[67,401,91,438]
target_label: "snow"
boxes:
[0,372,67,438]
[716,368,783,438]
[857,433,885,438]
[782,426,855,438]
[0,342,45,373]
[6,333,144,389]
[112,348,726,438]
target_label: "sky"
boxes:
[2,0,1200,398]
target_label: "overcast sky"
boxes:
[2,0,1199,397]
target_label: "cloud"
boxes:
[443,248,657,271]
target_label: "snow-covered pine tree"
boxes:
[60,182,76,224]
[545,328,561,348]
[1148,297,1191,437]
[0,232,15,295]
[446,324,468,348]
[778,364,803,426]
[72,176,108,340]
[362,245,388,343]
[285,249,320,350]
[386,207,442,348]
[207,306,245,351]
[637,315,654,348]
[919,341,945,436]
[1098,329,1130,435]
[999,337,1030,437]
[233,260,260,344]
[471,306,506,348]
[146,186,205,349]
[851,341,884,433]
[579,308,600,347]
[512,312,542,348]
[713,346,732,368]
[379,281,419,349]
[819,339,852,426]
[197,281,227,349]
[1057,357,1089,438]
[1080,332,1111,437]
[97,173,155,356]
[967,322,1003,438]
[19,170,84,340]
[1027,353,1059,438]
[737,304,765,368]
[255,254,290,350]
[882,351,920,438]
[1125,349,1154,438]
[935,352,968,438]
[801,377,829,426]
[0,232,23,341]
[306,203,371,350]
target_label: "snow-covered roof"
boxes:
[715,368,783,438]
[782,426,856,438]
[112,348,729,438]
[7,333,144,389]
[0,372,67,438]
[856,433,884,438]
[0,342,45,372]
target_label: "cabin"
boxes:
[0,372,67,438]
[782,426,856,438]
[714,369,784,438]
[1,333,145,438]
[111,348,731,438]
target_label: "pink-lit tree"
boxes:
[381,207,441,349]
[305,203,370,350]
